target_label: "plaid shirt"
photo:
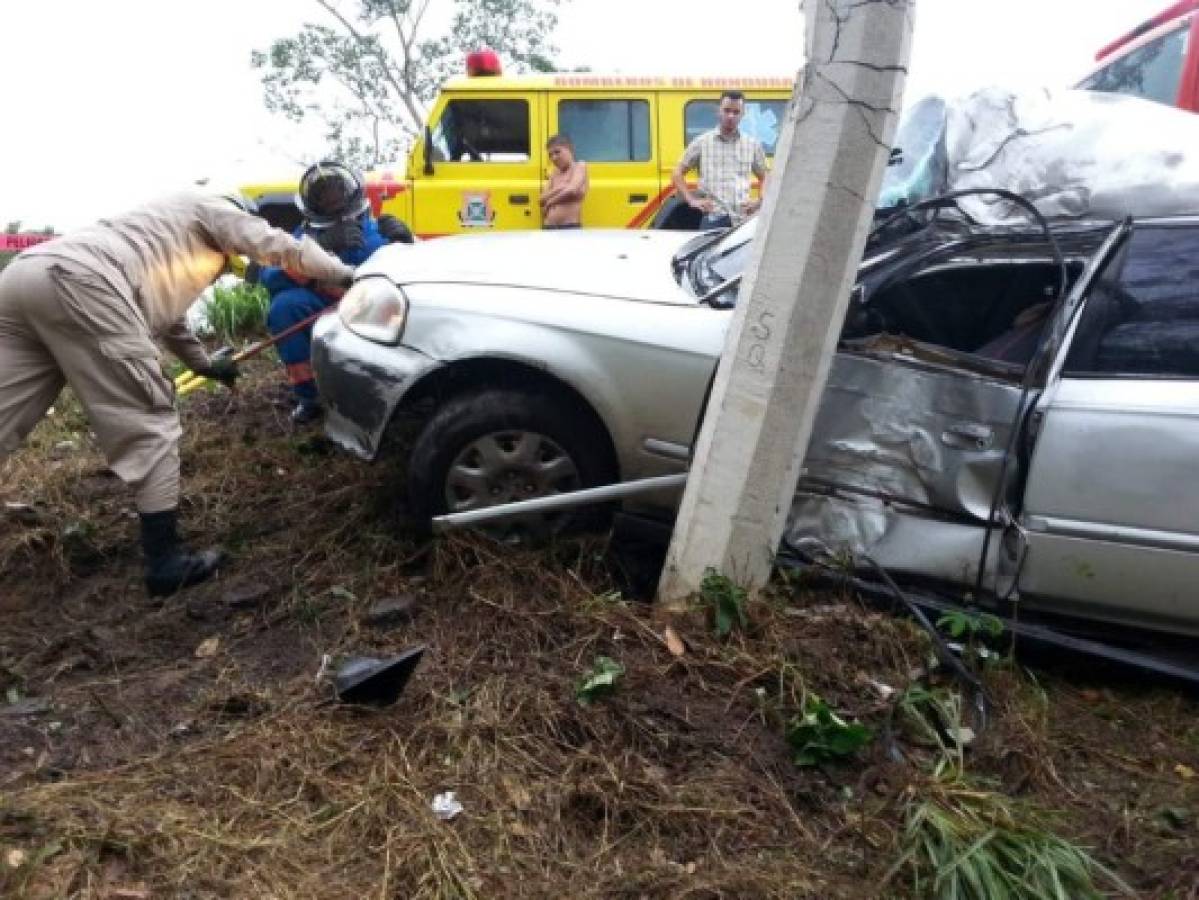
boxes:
[679,128,767,223]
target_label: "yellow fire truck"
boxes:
[242,54,793,237]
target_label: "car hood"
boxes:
[357,228,698,304]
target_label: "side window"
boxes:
[1064,226,1199,377]
[1076,22,1189,107]
[684,100,786,154]
[558,100,650,162]
[429,99,530,163]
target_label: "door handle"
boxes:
[629,193,649,203]
[942,422,994,450]
[509,194,530,205]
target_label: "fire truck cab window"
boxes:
[1077,22,1189,107]
[558,100,651,162]
[430,100,531,163]
[684,99,787,155]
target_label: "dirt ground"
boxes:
[1,360,1197,898]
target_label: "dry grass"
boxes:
[1,359,1197,898]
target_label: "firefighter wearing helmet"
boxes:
[260,160,413,424]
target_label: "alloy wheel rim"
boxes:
[444,429,582,538]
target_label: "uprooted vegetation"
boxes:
[1,360,1197,898]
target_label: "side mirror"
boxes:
[423,126,435,176]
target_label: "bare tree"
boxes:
[252,0,565,168]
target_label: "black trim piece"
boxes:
[785,558,1199,688]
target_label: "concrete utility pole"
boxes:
[658,0,915,602]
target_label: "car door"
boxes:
[412,93,543,236]
[787,248,1064,588]
[1019,221,1199,636]
[547,92,659,228]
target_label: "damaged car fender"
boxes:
[372,284,729,478]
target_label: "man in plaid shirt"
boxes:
[671,90,769,229]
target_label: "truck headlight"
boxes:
[339,276,409,345]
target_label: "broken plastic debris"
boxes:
[662,626,685,658]
[334,646,425,706]
[3,502,41,525]
[194,637,221,659]
[432,791,464,821]
[868,679,896,700]
[315,653,332,685]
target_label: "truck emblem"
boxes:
[458,191,496,228]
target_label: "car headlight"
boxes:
[338,276,409,345]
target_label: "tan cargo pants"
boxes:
[0,255,181,513]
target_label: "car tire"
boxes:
[407,388,617,539]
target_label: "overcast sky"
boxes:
[0,0,1170,230]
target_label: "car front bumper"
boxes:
[312,312,437,460]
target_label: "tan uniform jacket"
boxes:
[24,192,354,368]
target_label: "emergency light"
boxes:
[466,49,502,77]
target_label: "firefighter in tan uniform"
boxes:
[0,193,355,596]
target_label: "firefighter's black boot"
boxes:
[139,509,223,597]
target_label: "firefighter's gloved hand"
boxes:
[310,219,365,255]
[378,214,415,244]
[196,356,241,389]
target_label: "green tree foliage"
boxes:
[252,0,566,168]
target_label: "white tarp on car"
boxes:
[880,88,1199,224]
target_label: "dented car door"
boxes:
[785,241,1095,588]
[1020,221,1199,637]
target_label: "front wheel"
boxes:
[406,388,616,540]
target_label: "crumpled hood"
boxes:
[356,228,697,304]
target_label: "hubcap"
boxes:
[444,430,582,539]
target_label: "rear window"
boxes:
[1078,21,1189,107]
[684,99,787,154]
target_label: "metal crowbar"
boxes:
[175,304,338,396]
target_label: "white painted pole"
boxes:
[658,0,915,602]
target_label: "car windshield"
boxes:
[682,218,759,301]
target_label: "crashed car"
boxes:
[312,211,1199,641]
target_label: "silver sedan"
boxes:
[313,216,1199,640]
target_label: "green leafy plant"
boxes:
[700,568,747,637]
[785,695,872,766]
[937,609,1003,641]
[575,656,624,705]
[885,768,1131,899]
[202,281,269,344]
[937,608,1005,667]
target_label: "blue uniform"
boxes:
[262,217,386,401]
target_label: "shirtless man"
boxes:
[541,134,589,229]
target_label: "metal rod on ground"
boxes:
[176,304,339,394]
[431,473,689,533]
